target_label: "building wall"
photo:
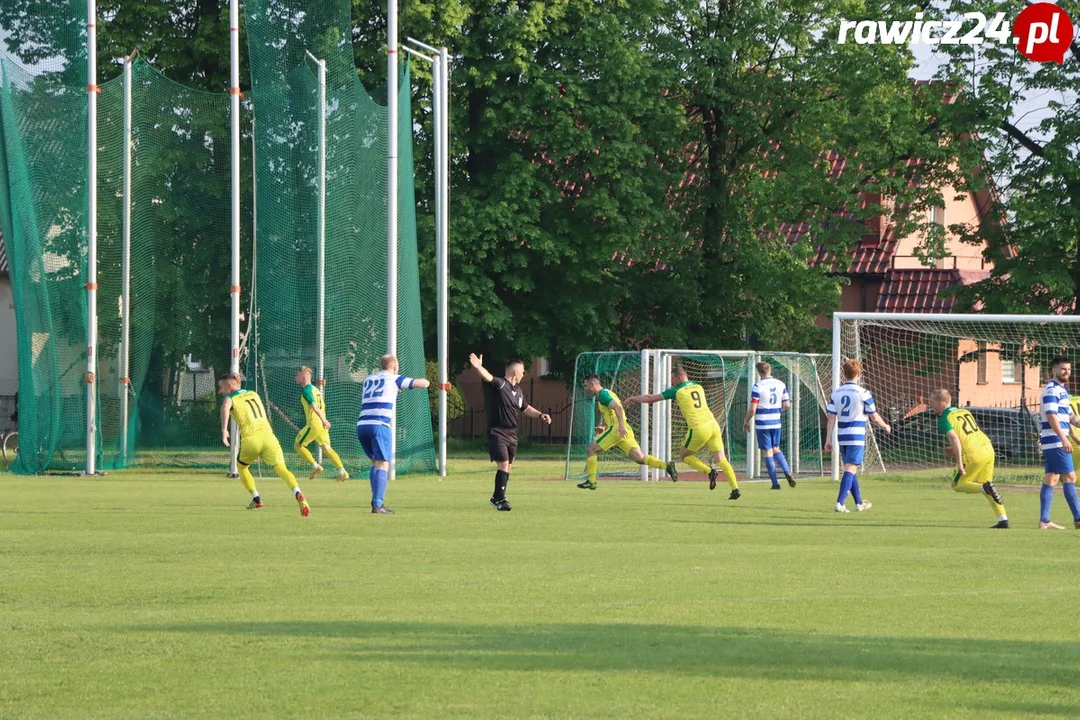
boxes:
[892,185,987,270]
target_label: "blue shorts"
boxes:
[840,445,865,466]
[357,423,392,462]
[756,428,781,451]
[1043,447,1075,475]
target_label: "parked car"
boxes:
[878,406,1040,461]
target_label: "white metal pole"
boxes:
[831,314,842,481]
[387,0,399,480]
[745,356,755,480]
[309,52,327,466]
[639,349,650,481]
[229,0,241,476]
[652,350,664,480]
[119,53,134,466]
[434,55,448,477]
[662,353,673,472]
[85,0,99,476]
[792,361,802,475]
[438,48,450,479]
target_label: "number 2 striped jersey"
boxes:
[826,381,877,447]
[226,389,271,436]
[661,381,714,428]
[357,371,420,428]
[750,377,789,430]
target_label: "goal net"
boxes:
[834,313,1080,484]
[565,350,830,482]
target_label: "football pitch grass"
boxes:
[3,459,1080,719]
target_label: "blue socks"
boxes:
[370,467,388,509]
[838,471,855,505]
[765,457,779,488]
[1040,483,1054,524]
[850,475,863,506]
[774,451,791,475]
[1064,483,1080,522]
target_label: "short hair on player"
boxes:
[756,361,771,376]
[217,372,241,385]
[299,365,313,376]
[506,358,525,371]
[380,354,397,370]
[672,365,688,379]
[583,373,600,384]
[930,388,951,404]
[841,359,862,381]
[1051,354,1071,369]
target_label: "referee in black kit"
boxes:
[468,353,551,511]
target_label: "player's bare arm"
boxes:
[869,412,891,434]
[946,430,965,475]
[742,403,756,433]
[524,405,552,425]
[219,397,232,447]
[612,402,629,437]
[624,393,662,405]
[468,353,494,383]
[313,403,331,429]
[409,378,432,390]
[824,415,835,453]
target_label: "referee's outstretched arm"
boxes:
[468,353,494,382]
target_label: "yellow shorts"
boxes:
[238,431,285,468]
[595,425,640,456]
[954,446,994,485]
[682,420,725,454]
[294,424,330,449]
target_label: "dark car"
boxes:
[878,406,1040,462]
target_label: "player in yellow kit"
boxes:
[929,389,1007,528]
[626,365,741,499]
[293,366,349,480]
[218,373,310,516]
[578,374,675,489]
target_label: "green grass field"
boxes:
[3,458,1080,719]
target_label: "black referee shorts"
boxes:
[487,427,518,464]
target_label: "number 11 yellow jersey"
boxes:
[227,389,271,437]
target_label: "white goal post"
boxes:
[832,312,1080,483]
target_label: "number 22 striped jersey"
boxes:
[357,371,421,428]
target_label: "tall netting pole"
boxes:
[119,53,134,466]
[306,51,327,465]
[438,47,450,478]
[85,0,99,476]
[229,0,241,476]
[387,0,399,479]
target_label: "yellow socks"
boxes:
[274,463,300,491]
[643,455,666,469]
[954,479,1006,519]
[685,456,710,474]
[586,455,598,483]
[295,443,317,466]
[239,466,259,496]
[322,445,344,470]
[720,458,738,490]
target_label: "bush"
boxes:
[426,360,467,427]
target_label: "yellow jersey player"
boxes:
[578,374,674,489]
[218,373,310,516]
[294,366,349,481]
[626,365,741,499]
[930,389,1007,528]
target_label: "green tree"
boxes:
[931,0,1080,315]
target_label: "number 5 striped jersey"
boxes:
[357,371,421,428]
[661,381,714,428]
[226,389,271,436]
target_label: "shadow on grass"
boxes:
[136,620,1080,703]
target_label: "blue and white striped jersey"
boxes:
[357,371,419,428]
[826,381,877,447]
[750,377,789,430]
[1040,379,1073,451]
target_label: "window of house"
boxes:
[1001,359,1016,384]
[930,206,945,227]
[977,342,987,385]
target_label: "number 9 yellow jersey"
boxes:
[662,381,714,428]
